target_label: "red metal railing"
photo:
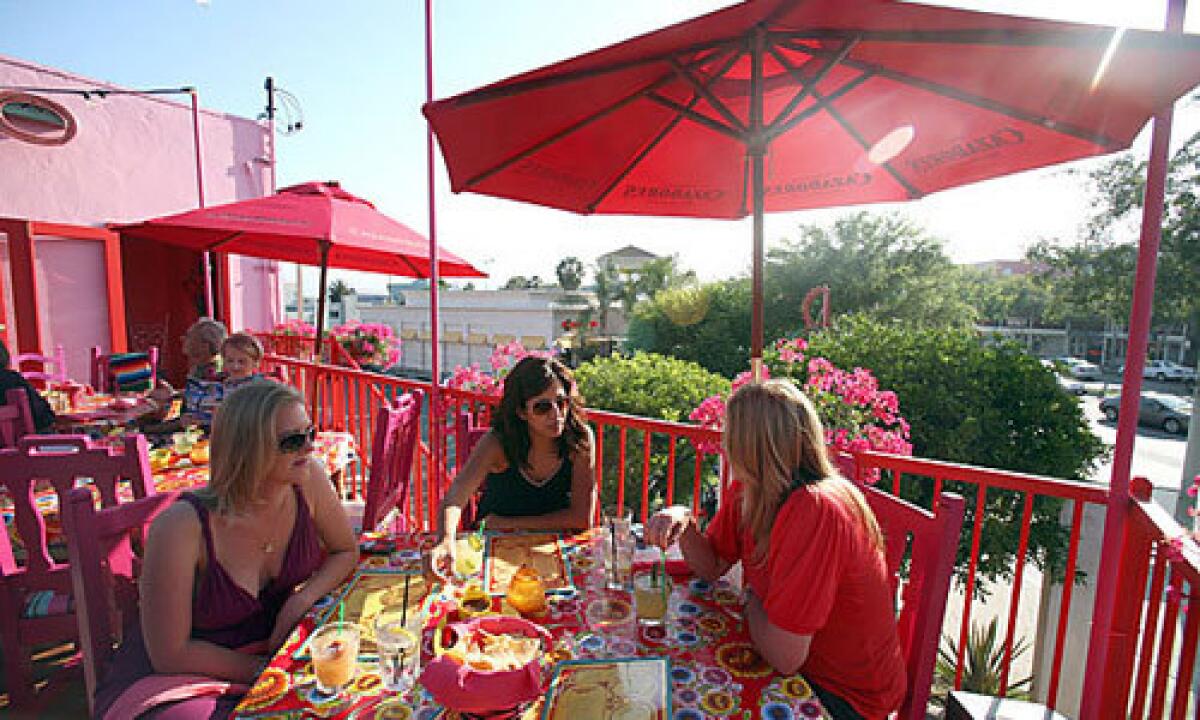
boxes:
[259,338,1200,715]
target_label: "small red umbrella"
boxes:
[424,0,1200,370]
[113,180,485,342]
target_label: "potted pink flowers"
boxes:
[329,321,401,369]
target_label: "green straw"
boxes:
[658,548,669,609]
[338,599,344,624]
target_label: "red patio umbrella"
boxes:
[423,0,1200,371]
[113,180,485,343]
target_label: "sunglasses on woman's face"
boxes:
[528,395,569,417]
[277,425,316,453]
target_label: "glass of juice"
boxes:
[309,622,361,697]
[633,570,671,627]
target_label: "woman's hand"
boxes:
[428,536,456,583]
[268,590,316,652]
[645,505,694,549]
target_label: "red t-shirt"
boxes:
[706,480,906,720]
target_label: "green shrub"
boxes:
[805,314,1107,586]
[575,353,730,516]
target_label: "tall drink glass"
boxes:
[309,622,361,697]
[602,505,634,591]
[373,608,420,692]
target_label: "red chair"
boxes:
[0,388,36,448]
[863,485,965,720]
[0,433,154,707]
[90,346,159,394]
[14,344,67,388]
[361,390,425,534]
[63,487,179,716]
[454,408,491,530]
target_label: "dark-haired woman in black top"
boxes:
[429,356,595,582]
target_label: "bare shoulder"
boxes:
[476,430,508,470]
[147,499,202,550]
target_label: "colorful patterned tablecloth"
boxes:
[1,431,357,551]
[231,532,832,720]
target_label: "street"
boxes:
[1079,384,1193,514]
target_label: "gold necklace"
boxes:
[241,495,289,554]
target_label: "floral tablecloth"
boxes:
[231,532,832,720]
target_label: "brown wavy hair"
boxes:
[724,379,883,565]
[493,356,590,470]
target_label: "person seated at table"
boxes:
[94,380,359,719]
[645,379,905,720]
[220,332,266,392]
[429,356,595,581]
[0,339,56,433]
[144,317,228,431]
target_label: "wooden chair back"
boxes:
[0,432,154,706]
[863,485,965,720]
[0,388,36,448]
[14,344,67,387]
[361,390,425,533]
[63,487,179,715]
[454,408,491,530]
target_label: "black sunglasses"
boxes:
[529,395,570,417]
[277,425,316,453]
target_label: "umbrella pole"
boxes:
[749,26,765,381]
[315,241,330,363]
[1081,0,1186,711]
[188,88,214,317]
[426,0,444,528]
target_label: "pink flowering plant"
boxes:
[272,320,316,337]
[689,336,912,461]
[443,339,558,396]
[329,321,401,367]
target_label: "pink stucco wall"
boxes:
[0,54,278,375]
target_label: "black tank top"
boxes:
[476,457,573,519]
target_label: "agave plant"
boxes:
[935,617,1034,701]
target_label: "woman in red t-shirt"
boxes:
[646,379,905,720]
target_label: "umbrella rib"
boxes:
[205,230,245,252]
[817,92,923,199]
[584,48,744,213]
[764,37,858,132]
[585,95,704,214]
[462,45,735,190]
[764,73,872,143]
[445,38,734,107]
[644,93,743,142]
[666,56,746,134]
[778,38,1121,148]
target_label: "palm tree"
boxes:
[556,256,584,291]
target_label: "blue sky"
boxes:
[3,1,1198,293]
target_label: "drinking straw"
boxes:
[658,548,669,608]
[400,574,411,627]
[608,515,618,585]
[338,599,344,625]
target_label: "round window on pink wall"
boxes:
[0,92,77,146]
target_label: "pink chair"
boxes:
[0,433,154,707]
[863,485,965,720]
[90,346,159,394]
[14,344,67,388]
[454,408,491,530]
[361,390,425,534]
[0,388,36,448]
[63,487,179,715]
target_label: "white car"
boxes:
[1056,357,1103,380]
[1142,360,1196,382]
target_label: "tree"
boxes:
[591,261,621,333]
[764,212,975,340]
[1075,128,1200,363]
[503,275,535,290]
[954,267,1052,326]
[328,279,353,302]
[804,314,1107,586]
[625,279,753,378]
[555,256,584,291]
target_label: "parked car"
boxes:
[1141,360,1197,382]
[1056,374,1086,396]
[1099,392,1192,435]
[1055,356,1103,380]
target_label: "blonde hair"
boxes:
[221,332,264,363]
[186,317,228,357]
[201,380,303,514]
[724,379,883,565]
